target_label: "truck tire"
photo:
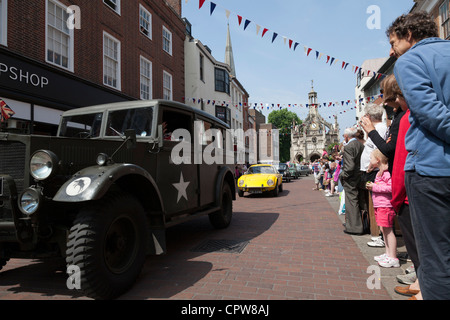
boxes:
[66,192,148,300]
[209,182,233,229]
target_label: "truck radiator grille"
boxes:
[0,141,26,221]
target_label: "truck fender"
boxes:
[53,163,163,209]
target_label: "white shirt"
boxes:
[360,122,388,171]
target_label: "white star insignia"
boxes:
[173,172,190,203]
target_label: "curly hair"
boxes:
[386,11,438,41]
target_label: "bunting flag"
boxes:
[183,91,383,117]
[0,99,15,122]
[271,33,278,43]
[192,0,389,79]
[210,2,216,15]
[244,19,251,30]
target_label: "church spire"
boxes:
[225,23,236,77]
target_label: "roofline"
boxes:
[61,99,230,129]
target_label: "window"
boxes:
[140,56,152,100]
[163,71,173,100]
[107,107,154,137]
[215,68,230,94]
[440,0,449,39]
[59,113,103,138]
[199,54,204,82]
[215,105,231,126]
[139,5,152,39]
[0,0,7,46]
[104,0,120,14]
[46,0,73,71]
[162,26,172,55]
[103,32,121,90]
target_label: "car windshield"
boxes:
[59,113,103,138]
[106,107,154,137]
[278,164,287,169]
[248,166,274,174]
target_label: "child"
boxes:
[366,149,399,268]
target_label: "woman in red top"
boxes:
[383,77,421,300]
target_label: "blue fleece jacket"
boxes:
[394,38,450,177]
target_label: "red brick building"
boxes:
[0,0,185,134]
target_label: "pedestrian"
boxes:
[360,75,406,175]
[359,103,388,187]
[382,81,421,299]
[366,149,399,268]
[387,11,450,300]
[312,159,321,190]
[340,127,365,235]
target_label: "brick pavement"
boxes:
[0,176,395,300]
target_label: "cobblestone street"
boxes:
[0,175,411,300]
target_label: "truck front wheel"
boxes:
[66,192,148,300]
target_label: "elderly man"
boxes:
[387,12,450,300]
[340,127,365,235]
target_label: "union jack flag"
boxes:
[0,99,15,122]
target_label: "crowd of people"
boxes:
[312,12,449,300]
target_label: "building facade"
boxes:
[413,0,449,39]
[184,21,253,163]
[290,84,340,162]
[0,0,185,134]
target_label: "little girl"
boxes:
[366,149,399,268]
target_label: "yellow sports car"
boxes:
[237,164,283,197]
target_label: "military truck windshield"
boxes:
[59,113,103,138]
[106,107,154,137]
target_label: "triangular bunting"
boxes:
[210,2,216,15]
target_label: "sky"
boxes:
[181,0,415,134]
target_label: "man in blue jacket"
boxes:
[387,12,450,300]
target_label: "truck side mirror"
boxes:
[124,129,136,149]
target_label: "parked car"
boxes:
[276,163,293,182]
[297,165,311,176]
[237,164,283,197]
[0,100,236,299]
[287,162,299,179]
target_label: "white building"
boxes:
[184,20,251,163]
[354,57,390,124]
[291,83,340,162]
[184,20,247,128]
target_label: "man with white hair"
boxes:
[340,127,365,235]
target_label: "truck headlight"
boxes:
[96,153,109,166]
[18,188,42,216]
[30,150,59,180]
[267,179,274,186]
